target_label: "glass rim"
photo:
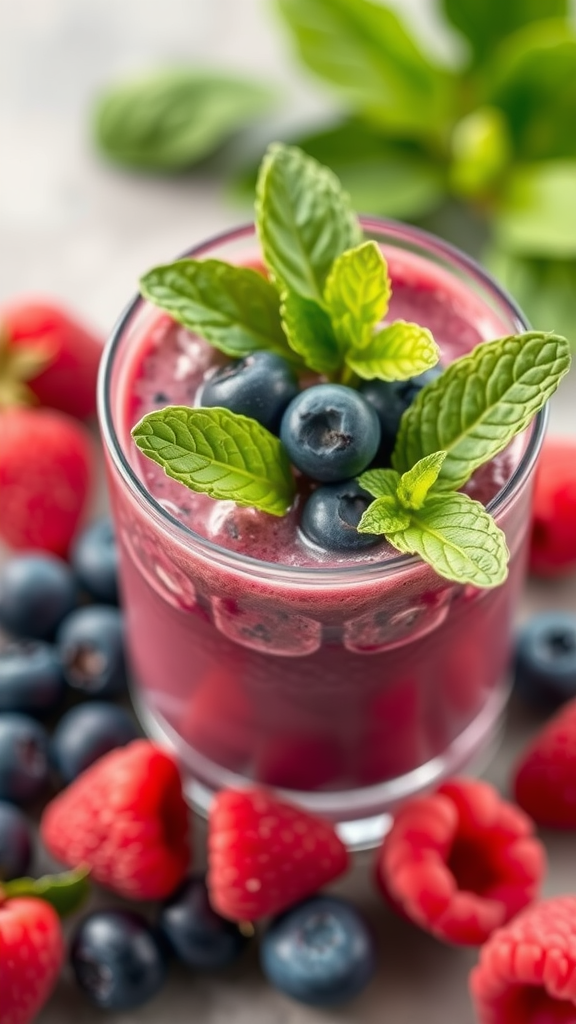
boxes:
[97,216,546,584]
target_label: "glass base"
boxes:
[133,682,509,851]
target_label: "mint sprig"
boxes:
[132,406,295,516]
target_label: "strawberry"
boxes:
[207,787,349,922]
[530,436,576,577]
[40,740,190,900]
[0,896,64,1024]
[0,406,93,556]
[0,300,103,420]
[513,697,576,828]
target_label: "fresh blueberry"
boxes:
[360,365,443,463]
[0,801,33,880]
[0,641,65,717]
[260,896,377,1007]
[514,612,576,708]
[0,554,76,640]
[200,351,299,433]
[72,518,119,604]
[52,702,138,783]
[57,606,126,697]
[70,909,168,1010]
[159,875,249,970]
[280,384,380,482]
[0,713,51,804]
[301,480,382,552]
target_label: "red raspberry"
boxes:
[40,740,190,900]
[207,787,349,921]
[470,896,576,1023]
[530,436,576,577]
[0,896,64,1024]
[1,299,103,419]
[0,406,93,556]
[514,698,576,828]
[376,778,546,945]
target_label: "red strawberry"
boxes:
[1,300,103,420]
[0,896,64,1024]
[530,436,576,577]
[40,740,190,900]
[207,787,349,921]
[0,406,93,556]
[514,697,576,827]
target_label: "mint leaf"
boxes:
[132,406,295,516]
[356,496,410,535]
[255,143,361,304]
[281,291,341,374]
[94,70,275,171]
[140,260,293,361]
[4,867,91,917]
[324,241,391,349]
[357,467,400,499]
[345,320,440,381]
[496,160,576,258]
[397,452,447,510]
[359,492,509,588]
[393,331,571,490]
[441,0,567,70]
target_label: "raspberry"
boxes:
[470,896,576,1023]
[207,787,349,921]
[530,437,576,577]
[376,777,546,945]
[514,698,576,828]
[40,740,190,900]
[0,896,64,1024]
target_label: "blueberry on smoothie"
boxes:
[0,641,65,717]
[0,554,77,640]
[200,351,299,433]
[301,480,381,552]
[280,384,380,483]
[360,365,442,462]
[514,612,576,708]
[260,896,377,1007]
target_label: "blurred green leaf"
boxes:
[276,0,455,140]
[231,120,446,219]
[495,160,576,258]
[486,21,576,160]
[485,247,576,343]
[94,70,276,171]
[449,107,512,199]
[441,0,568,69]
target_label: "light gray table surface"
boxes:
[1,2,576,1022]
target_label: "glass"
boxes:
[98,220,543,848]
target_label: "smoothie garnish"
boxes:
[132,142,571,589]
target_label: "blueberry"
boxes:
[200,351,299,433]
[301,481,382,552]
[71,909,167,1010]
[52,702,138,783]
[360,365,442,463]
[0,713,51,804]
[0,641,65,717]
[260,896,377,1007]
[0,801,33,880]
[514,612,576,708]
[57,606,126,697]
[159,875,249,970]
[0,554,77,640]
[72,518,119,604]
[280,384,380,482]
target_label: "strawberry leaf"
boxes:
[3,866,91,917]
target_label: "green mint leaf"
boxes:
[345,320,440,381]
[441,0,567,70]
[132,406,295,516]
[139,260,293,361]
[4,867,91,917]
[397,452,447,510]
[255,143,361,304]
[393,331,571,490]
[324,241,391,349]
[495,160,576,259]
[379,492,510,588]
[277,0,454,141]
[357,496,410,535]
[94,70,275,171]
[357,468,400,499]
[280,291,341,374]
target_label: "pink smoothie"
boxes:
[103,226,537,824]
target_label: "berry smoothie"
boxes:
[101,221,540,836]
